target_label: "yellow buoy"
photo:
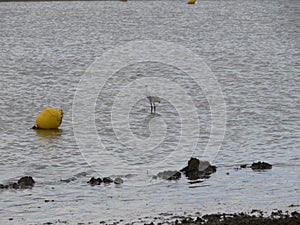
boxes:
[33,107,64,129]
[188,0,196,4]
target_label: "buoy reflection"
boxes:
[35,129,62,140]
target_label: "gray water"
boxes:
[0,0,299,224]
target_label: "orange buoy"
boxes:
[33,107,64,129]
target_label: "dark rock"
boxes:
[114,177,124,184]
[156,170,181,180]
[1,182,19,189]
[251,209,264,216]
[103,177,113,183]
[195,216,204,223]
[251,161,272,170]
[289,204,300,208]
[180,217,195,224]
[168,171,181,180]
[9,183,19,189]
[183,157,200,171]
[18,176,35,187]
[180,157,216,180]
[0,177,35,190]
[240,164,248,168]
[87,177,102,185]
[0,184,6,189]
[203,213,222,222]
[291,211,300,218]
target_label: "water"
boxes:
[0,0,299,224]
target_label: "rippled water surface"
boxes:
[0,0,299,224]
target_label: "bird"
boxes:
[145,85,160,114]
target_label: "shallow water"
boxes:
[0,0,299,224]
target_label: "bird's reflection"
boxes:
[138,113,162,138]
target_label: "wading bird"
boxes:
[145,85,160,114]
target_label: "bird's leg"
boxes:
[153,102,156,113]
[150,102,153,113]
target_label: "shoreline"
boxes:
[22,209,300,225]
[171,210,300,225]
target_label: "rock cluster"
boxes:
[155,157,217,181]
[251,161,272,170]
[0,176,35,189]
[180,157,217,180]
[87,177,123,186]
